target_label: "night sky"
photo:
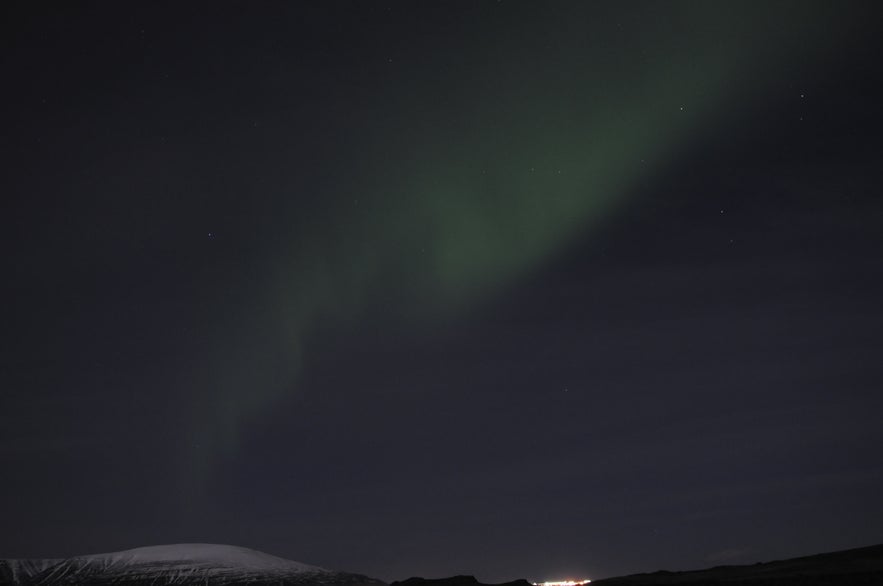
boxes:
[2,1,883,583]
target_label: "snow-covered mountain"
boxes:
[0,543,386,586]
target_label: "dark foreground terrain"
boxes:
[3,542,882,585]
[592,543,883,586]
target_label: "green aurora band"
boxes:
[181,2,868,489]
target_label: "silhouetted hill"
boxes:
[593,543,883,586]
[392,576,532,586]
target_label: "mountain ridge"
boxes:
[0,543,384,586]
[591,543,883,585]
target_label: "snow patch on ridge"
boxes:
[75,543,328,573]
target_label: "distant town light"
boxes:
[532,581,591,586]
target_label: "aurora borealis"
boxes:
[182,1,864,469]
[3,1,883,583]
